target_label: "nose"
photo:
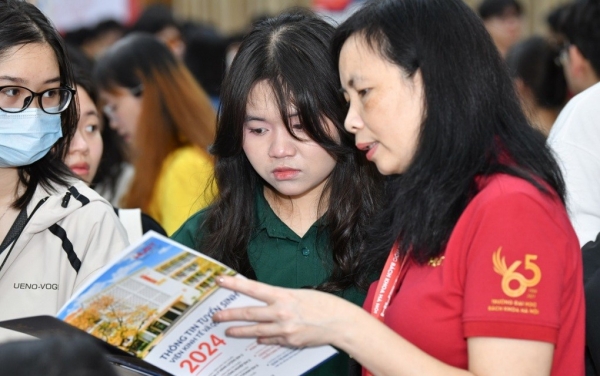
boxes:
[107,117,119,130]
[268,127,296,158]
[70,129,89,155]
[344,102,363,134]
[24,95,40,110]
[103,105,119,130]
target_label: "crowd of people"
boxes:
[0,0,599,374]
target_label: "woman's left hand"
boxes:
[212,275,360,348]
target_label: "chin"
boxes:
[375,165,398,176]
[268,184,311,199]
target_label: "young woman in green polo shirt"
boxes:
[171,9,382,376]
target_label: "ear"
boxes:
[568,45,589,78]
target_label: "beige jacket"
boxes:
[0,180,129,342]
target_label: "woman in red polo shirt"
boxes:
[212,0,585,374]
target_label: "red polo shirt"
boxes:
[364,174,584,375]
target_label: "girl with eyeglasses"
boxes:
[93,33,217,235]
[0,0,129,341]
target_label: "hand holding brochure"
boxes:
[5,232,337,376]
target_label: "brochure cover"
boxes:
[1,232,337,376]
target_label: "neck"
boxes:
[521,95,560,138]
[0,168,20,206]
[0,168,22,242]
[531,107,560,137]
[263,183,329,238]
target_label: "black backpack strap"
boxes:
[48,224,81,273]
[583,232,600,375]
[0,198,48,275]
[0,208,28,253]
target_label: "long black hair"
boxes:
[0,0,77,209]
[556,0,600,77]
[332,0,565,272]
[197,9,382,292]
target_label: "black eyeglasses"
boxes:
[0,85,76,114]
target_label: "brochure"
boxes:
[0,232,337,376]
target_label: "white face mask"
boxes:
[0,108,63,167]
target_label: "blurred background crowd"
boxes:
[21,0,589,236]
[2,0,600,374]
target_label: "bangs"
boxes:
[263,76,338,147]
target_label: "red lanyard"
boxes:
[370,240,409,322]
[364,241,410,376]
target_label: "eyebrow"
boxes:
[244,111,299,123]
[244,115,264,122]
[346,77,362,88]
[0,75,61,85]
[83,109,99,117]
[339,77,360,93]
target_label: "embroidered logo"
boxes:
[427,256,445,267]
[493,247,541,298]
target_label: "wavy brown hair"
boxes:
[94,33,216,212]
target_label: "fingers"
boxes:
[215,322,301,349]
[223,324,306,348]
[213,306,276,323]
[224,322,283,338]
[217,275,281,304]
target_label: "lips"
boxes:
[120,133,131,143]
[69,162,90,177]
[356,141,379,161]
[272,167,300,180]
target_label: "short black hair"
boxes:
[556,0,600,77]
[130,4,180,35]
[546,3,570,34]
[478,0,523,20]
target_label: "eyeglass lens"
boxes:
[0,86,72,113]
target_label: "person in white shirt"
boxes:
[547,82,600,247]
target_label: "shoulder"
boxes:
[473,174,559,209]
[170,207,211,248]
[32,181,128,272]
[163,146,212,170]
[455,175,579,262]
[28,180,119,229]
[463,174,573,239]
[159,146,214,188]
[60,182,128,240]
[548,83,600,145]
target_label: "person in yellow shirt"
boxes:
[94,33,216,234]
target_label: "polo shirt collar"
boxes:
[254,186,326,241]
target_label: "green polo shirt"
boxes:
[172,189,365,376]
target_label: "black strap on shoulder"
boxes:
[0,197,48,275]
[68,186,90,206]
[0,208,28,253]
[48,223,81,273]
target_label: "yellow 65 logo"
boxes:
[492,247,541,298]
